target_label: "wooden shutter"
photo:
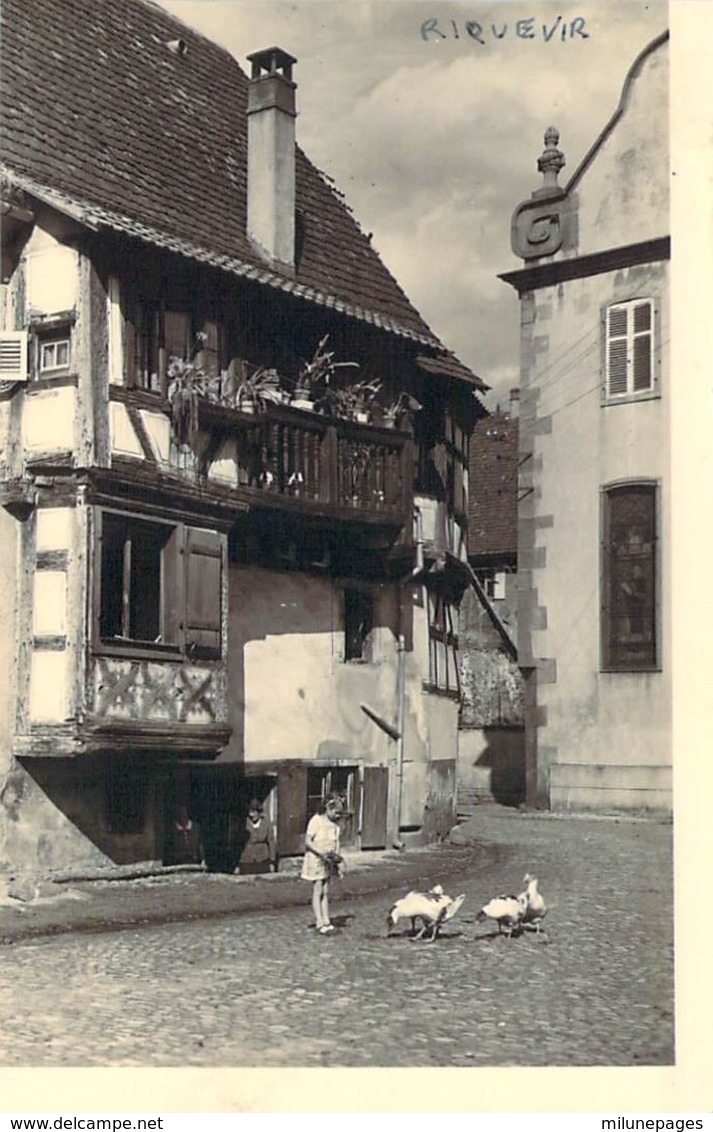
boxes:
[606,300,654,398]
[361,765,389,849]
[185,526,223,657]
[200,319,221,377]
[0,331,28,381]
[122,294,137,388]
[632,301,653,392]
[164,310,191,364]
[606,306,629,396]
[277,764,308,856]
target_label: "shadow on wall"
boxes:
[458,725,525,809]
[478,726,525,806]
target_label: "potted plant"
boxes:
[292,334,359,411]
[316,378,382,422]
[167,340,222,451]
[234,365,283,414]
[381,391,422,429]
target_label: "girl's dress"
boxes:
[239,814,276,874]
[300,811,340,881]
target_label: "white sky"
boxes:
[158,0,668,408]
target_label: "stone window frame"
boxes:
[600,479,661,673]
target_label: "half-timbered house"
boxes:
[0,0,484,872]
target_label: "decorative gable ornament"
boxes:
[511,127,570,261]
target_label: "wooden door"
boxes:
[361,765,389,849]
[277,764,308,857]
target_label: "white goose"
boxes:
[387,885,466,942]
[518,873,547,933]
[476,892,527,938]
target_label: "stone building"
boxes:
[0,0,485,873]
[501,31,671,810]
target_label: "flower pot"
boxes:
[292,398,314,413]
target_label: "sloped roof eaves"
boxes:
[416,352,488,391]
[0,0,451,350]
[3,165,441,348]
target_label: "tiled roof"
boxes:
[468,411,518,559]
[416,352,486,390]
[0,0,479,376]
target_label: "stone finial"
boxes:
[537,126,565,191]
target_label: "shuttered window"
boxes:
[119,284,224,395]
[605,299,655,400]
[96,510,223,658]
[601,483,658,670]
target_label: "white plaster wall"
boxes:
[529,264,670,792]
[22,387,76,453]
[225,567,397,763]
[224,566,446,772]
[24,226,79,315]
[572,39,668,255]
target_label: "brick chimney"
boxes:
[246,47,297,269]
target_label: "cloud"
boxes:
[160,0,667,404]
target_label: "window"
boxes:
[601,483,658,671]
[427,593,460,695]
[39,337,70,373]
[485,571,507,601]
[31,321,73,379]
[97,511,223,657]
[344,588,373,662]
[604,299,656,400]
[123,293,224,393]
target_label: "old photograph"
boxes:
[0,0,695,1094]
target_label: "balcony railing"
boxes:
[110,389,413,524]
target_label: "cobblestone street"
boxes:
[0,809,674,1067]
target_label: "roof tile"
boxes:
[0,0,478,368]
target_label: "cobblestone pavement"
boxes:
[0,809,673,1068]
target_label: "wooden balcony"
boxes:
[108,389,414,528]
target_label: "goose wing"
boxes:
[442,893,466,922]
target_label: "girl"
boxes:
[301,793,344,934]
[238,798,277,875]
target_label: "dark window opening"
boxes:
[602,483,658,670]
[125,293,225,395]
[100,514,174,645]
[97,512,223,658]
[344,588,373,662]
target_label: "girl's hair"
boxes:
[322,792,344,814]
